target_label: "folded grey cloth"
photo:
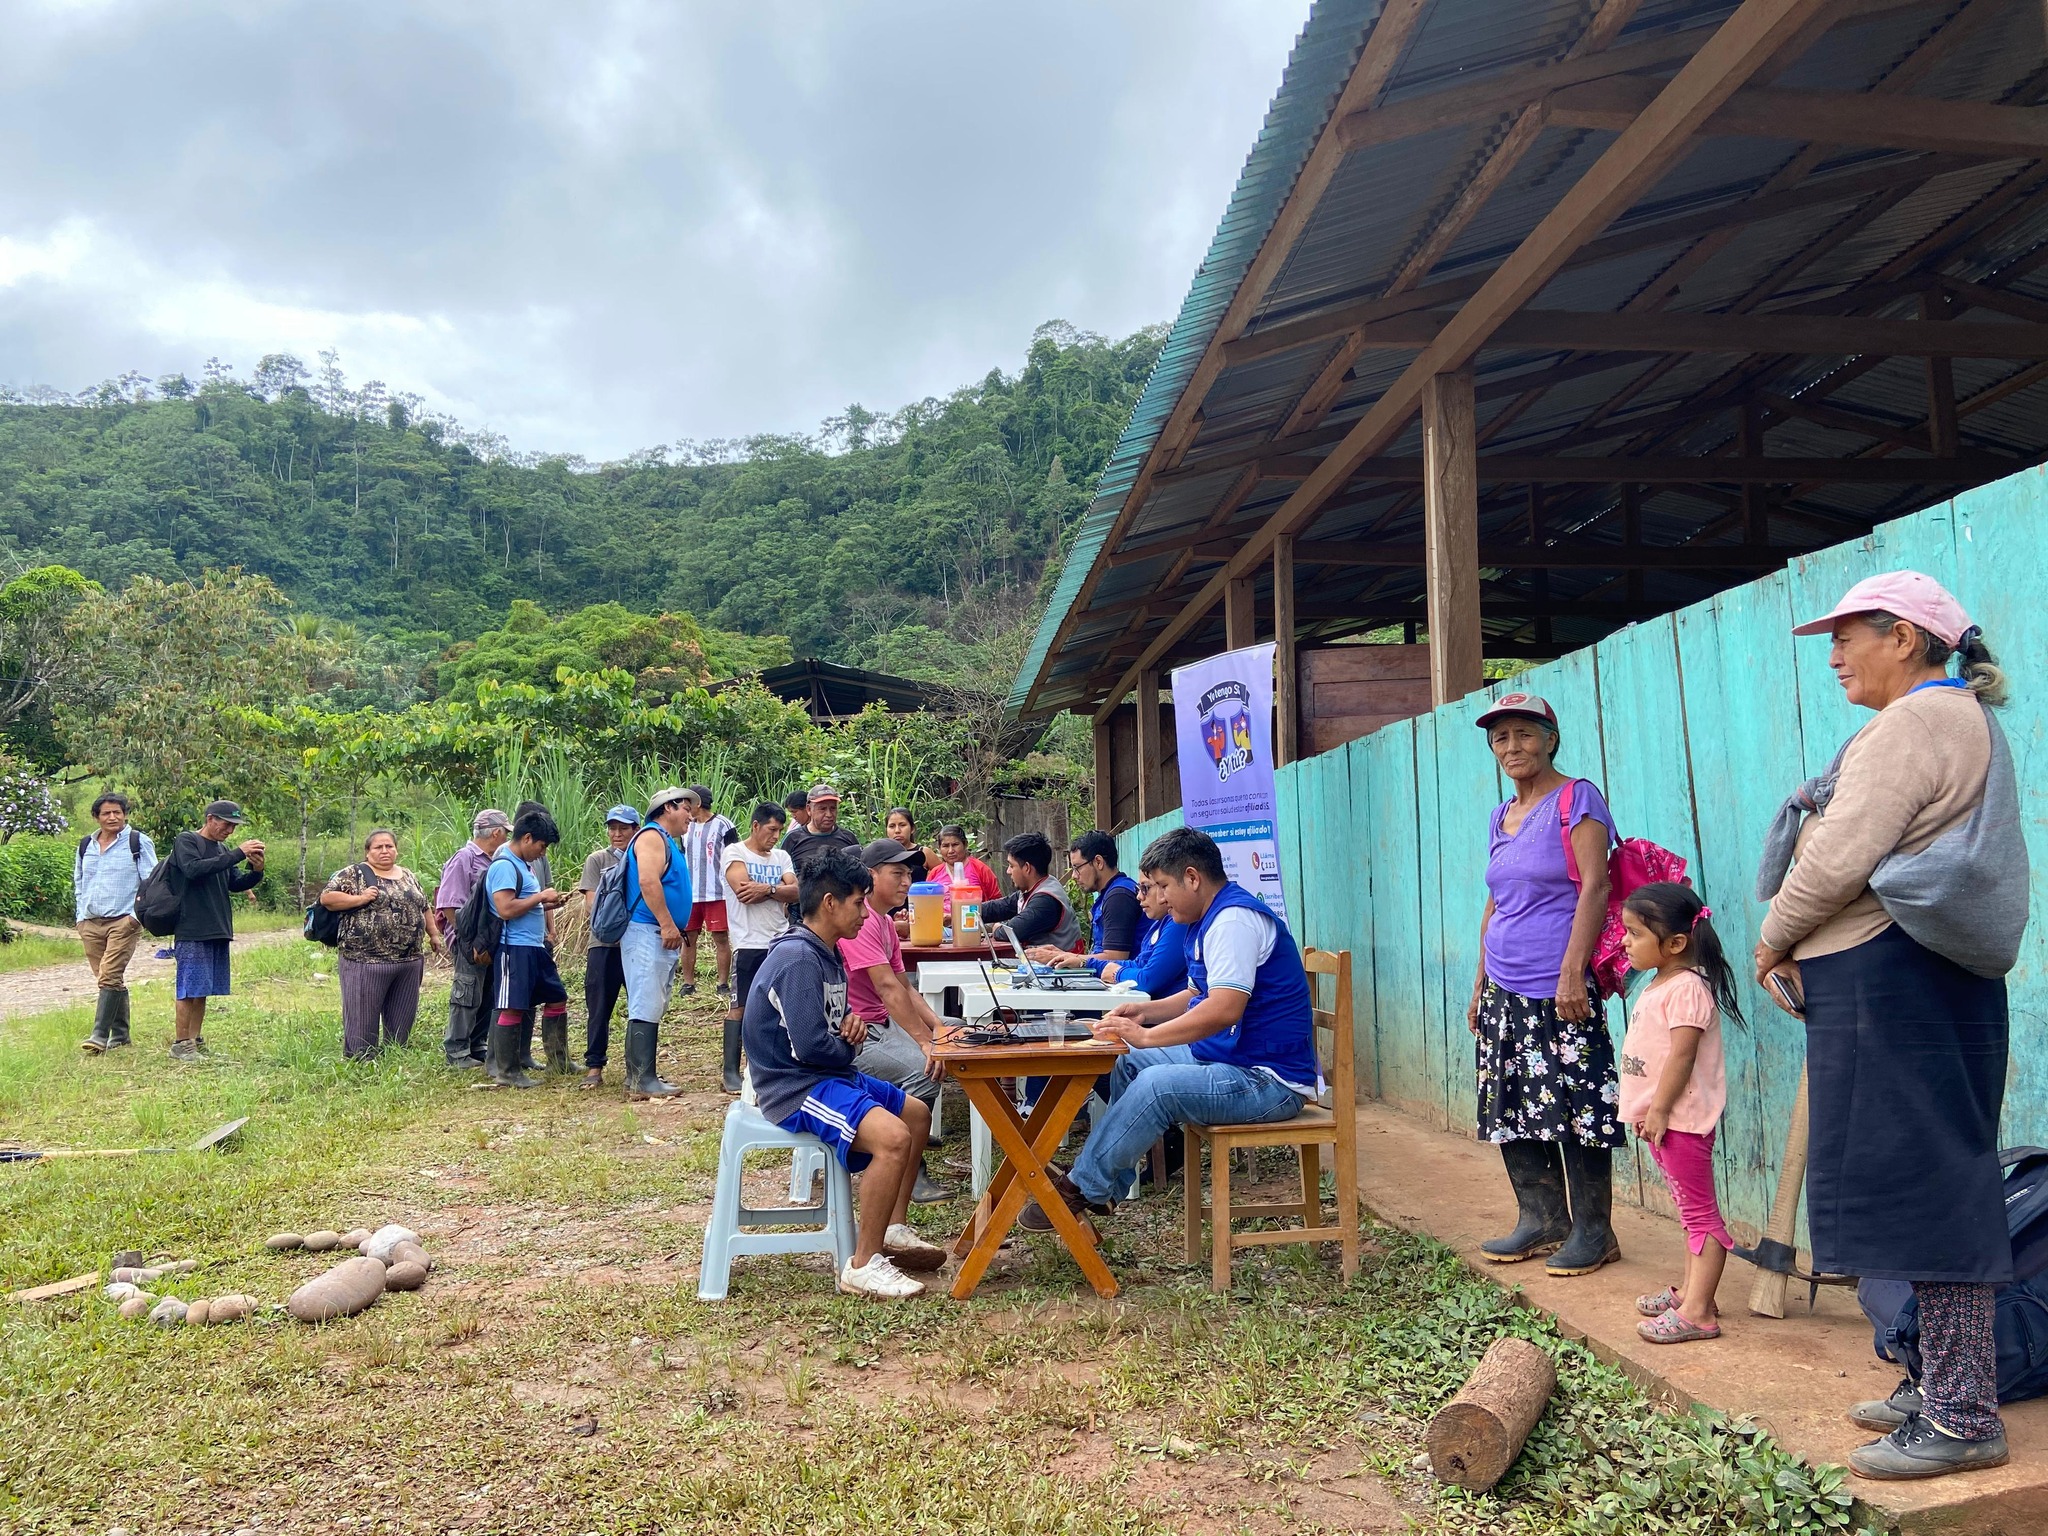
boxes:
[1755,702,2028,978]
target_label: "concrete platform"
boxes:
[1353,1102,2048,1536]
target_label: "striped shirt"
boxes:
[683,815,736,902]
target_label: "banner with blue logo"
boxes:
[1170,642,1289,926]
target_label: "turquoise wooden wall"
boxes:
[1116,466,2048,1236]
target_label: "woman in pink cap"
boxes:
[1755,569,2025,1482]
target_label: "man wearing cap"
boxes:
[573,804,641,1089]
[165,801,266,1062]
[838,837,953,1203]
[781,784,858,867]
[617,787,697,1099]
[434,808,511,1069]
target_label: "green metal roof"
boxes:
[1005,0,1377,716]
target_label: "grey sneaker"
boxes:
[1850,1377,1923,1432]
[1850,1413,2008,1480]
[168,1040,202,1063]
[678,983,697,997]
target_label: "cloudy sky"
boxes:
[0,0,1306,459]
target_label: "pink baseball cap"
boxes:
[1791,570,1974,648]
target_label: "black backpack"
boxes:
[451,859,509,965]
[1860,1147,2048,1404]
[134,856,185,937]
[303,864,369,948]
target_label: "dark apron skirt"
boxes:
[1803,924,2012,1284]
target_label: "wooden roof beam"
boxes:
[1123,538,1804,571]
[1551,79,2048,159]
[1344,310,2048,355]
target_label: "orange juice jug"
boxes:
[908,881,946,946]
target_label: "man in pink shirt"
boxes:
[840,838,953,1203]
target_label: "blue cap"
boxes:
[604,804,641,826]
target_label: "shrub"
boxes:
[0,834,74,923]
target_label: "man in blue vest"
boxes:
[1022,826,1319,1230]
[1027,829,1150,972]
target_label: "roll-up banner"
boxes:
[1169,642,1289,926]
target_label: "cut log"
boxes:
[8,1271,100,1303]
[1425,1337,1557,1491]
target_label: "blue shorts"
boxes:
[780,1073,908,1170]
[494,944,568,1013]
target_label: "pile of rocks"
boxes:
[100,1252,254,1328]
[270,1224,436,1321]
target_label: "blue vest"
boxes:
[1185,881,1319,1090]
[1093,870,1142,953]
[627,825,694,926]
[1122,918,1188,997]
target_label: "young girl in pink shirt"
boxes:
[1619,881,1745,1344]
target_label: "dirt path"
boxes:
[0,925,304,1022]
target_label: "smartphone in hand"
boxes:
[1767,971,1805,1016]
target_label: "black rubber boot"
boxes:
[623,1019,679,1100]
[1548,1141,1621,1276]
[486,1021,536,1089]
[541,1013,572,1075]
[81,989,115,1053]
[106,989,131,1049]
[518,1013,538,1072]
[1481,1140,1571,1263]
[720,1016,744,1095]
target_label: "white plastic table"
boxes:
[915,961,1149,1195]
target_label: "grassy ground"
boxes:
[0,932,84,973]
[0,942,1874,1536]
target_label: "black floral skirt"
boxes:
[1474,981,1624,1148]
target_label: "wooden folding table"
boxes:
[929,1031,1127,1300]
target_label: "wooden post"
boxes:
[1741,400,1767,545]
[1273,535,1298,766]
[1422,370,1482,705]
[1135,668,1163,821]
[1092,713,1114,832]
[1225,577,1256,651]
[1426,1337,1557,1491]
[1923,289,1959,457]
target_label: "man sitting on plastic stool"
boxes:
[742,845,949,1299]
[1022,825,1319,1232]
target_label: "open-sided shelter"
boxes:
[1009,0,2048,829]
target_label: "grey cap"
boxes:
[472,808,511,835]
[203,800,246,825]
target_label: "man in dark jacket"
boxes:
[742,846,945,1299]
[168,800,265,1061]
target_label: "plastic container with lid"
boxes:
[908,881,947,946]
[950,874,983,938]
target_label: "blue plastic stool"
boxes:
[698,1098,854,1301]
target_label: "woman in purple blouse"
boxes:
[1465,693,1624,1277]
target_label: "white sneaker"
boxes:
[837,1254,925,1300]
[883,1222,948,1272]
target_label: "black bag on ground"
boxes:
[302,864,369,948]
[450,865,505,966]
[1859,1146,2048,1404]
[134,856,185,938]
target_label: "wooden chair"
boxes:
[1183,947,1359,1291]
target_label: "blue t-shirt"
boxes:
[487,854,547,948]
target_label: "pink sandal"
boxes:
[1635,1285,1682,1318]
[1637,1308,1721,1344]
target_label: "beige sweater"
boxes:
[1761,685,1990,961]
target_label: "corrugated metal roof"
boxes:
[1012,0,2048,718]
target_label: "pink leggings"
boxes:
[1648,1128,1733,1255]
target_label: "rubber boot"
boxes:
[518,1013,538,1072]
[81,989,115,1053]
[720,1016,744,1095]
[1548,1140,1621,1276]
[486,1021,536,1090]
[623,1019,679,1100]
[105,989,132,1050]
[1481,1140,1571,1263]
[541,1012,572,1076]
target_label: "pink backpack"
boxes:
[1558,780,1690,999]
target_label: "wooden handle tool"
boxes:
[1742,1065,1809,1319]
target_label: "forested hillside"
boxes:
[0,322,1161,667]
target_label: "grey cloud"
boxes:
[0,0,1305,458]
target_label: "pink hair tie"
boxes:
[1692,906,1713,929]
